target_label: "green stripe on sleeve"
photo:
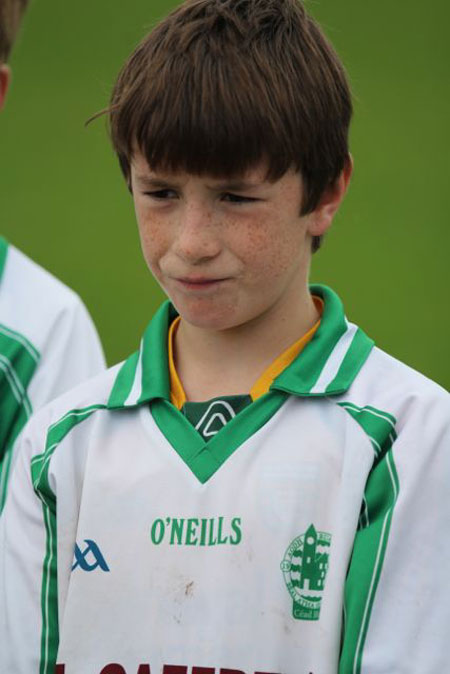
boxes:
[338,403,397,458]
[31,404,107,674]
[0,326,40,511]
[338,404,399,674]
[37,498,58,674]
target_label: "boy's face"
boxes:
[131,153,338,332]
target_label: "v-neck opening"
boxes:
[146,391,289,483]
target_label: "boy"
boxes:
[0,0,105,510]
[2,1,449,672]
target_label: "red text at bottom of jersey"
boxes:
[55,664,314,674]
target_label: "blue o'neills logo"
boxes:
[281,524,331,621]
[72,539,110,572]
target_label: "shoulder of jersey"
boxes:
[340,344,450,419]
[0,243,92,350]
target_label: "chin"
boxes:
[173,297,240,332]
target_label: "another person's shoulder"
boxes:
[0,237,95,347]
[0,237,105,403]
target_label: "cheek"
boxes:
[239,219,306,282]
[136,217,169,273]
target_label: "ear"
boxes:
[0,65,11,110]
[307,155,353,237]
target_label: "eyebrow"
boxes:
[206,181,263,192]
[134,175,264,192]
[134,176,175,189]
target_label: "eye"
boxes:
[221,193,259,204]
[143,189,178,200]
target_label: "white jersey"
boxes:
[0,237,105,509]
[1,285,449,674]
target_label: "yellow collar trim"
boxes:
[168,316,185,409]
[169,297,323,409]
[249,300,322,401]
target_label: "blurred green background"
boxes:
[2,0,449,388]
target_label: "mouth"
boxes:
[173,276,230,291]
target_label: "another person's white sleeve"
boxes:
[27,293,106,409]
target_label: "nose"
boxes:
[174,202,221,264]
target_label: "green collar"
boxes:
[107,284,374,409]
[0,237,9,284]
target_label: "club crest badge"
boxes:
[280,524,331,621]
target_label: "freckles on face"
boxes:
[238,181,308,286]
[130,156,313,331]
[134,204,169,282]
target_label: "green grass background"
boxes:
[2,0,449,388]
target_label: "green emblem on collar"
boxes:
[280,524,331,621]
[182,395,252,440]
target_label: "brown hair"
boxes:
[109,0,352,252]
[0,0,29,62]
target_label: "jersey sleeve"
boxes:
[0,367,114,674]
[340,390,450,673]
[0,422,50,673]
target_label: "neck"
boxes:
[174,285,319,402]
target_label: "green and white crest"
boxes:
[280,524,332,621]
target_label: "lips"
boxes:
[178,277,225,284]
[173,276,229,291]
